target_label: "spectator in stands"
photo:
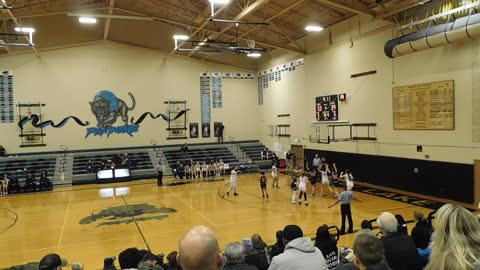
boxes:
[122,153,130,168]
[178,163,185,180]
[245,234,270,270]
[185,163,192,179]
[194,161,201,179]
[39,170,53,191]
[219,159,225,175]
[8,176,19,193]
[352,234,391,270]
[336,229,378,270]
[224,242,258,270]
[411,211,433,250]
[395,214,408,235]
[361,220,373,230]
[87,160,93,174]
[377,212,422,270]
[270,231,285,259]
[103,256,117,270]
[119,248,142,270]
[268,224,327,270]
[39,254,63,270]
[25,172,37,191]
[138,251,163,270]
[72,262,83,270]
[201,162,208,178]
[425,204,480,270]
[260,148,268,160]
[1,174,9,195]
[165,251,181,270]
[177,225,223,270]
[314,224,338,270]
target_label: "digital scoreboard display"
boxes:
[316,95,338,121]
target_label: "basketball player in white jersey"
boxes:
[271,165,279,189]
[226,167,240,196]
[340,169,354,191]
[298,172,309,205]
[319,164,333,196]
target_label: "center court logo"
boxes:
[79,203,177,227]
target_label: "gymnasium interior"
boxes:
[1,0,480,269]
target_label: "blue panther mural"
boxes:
[89,90,136,129]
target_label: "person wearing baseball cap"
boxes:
[268,225,327,270]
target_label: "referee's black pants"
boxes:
[340,203,353,233]
[157,171,163,186]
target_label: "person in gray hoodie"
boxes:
[268,225,328,270]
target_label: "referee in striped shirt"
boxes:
[328,183,362,234]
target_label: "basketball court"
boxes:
[0,172,454,269]
[1,0,480,269]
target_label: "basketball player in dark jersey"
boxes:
[260,172,269,199]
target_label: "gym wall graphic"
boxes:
[18,90,188,138]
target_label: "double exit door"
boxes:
[291,145,304,169]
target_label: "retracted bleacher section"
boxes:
[72,150,154,184]
[0,154,57,193]
[239,142,274,170]
[163,145,240,174]
[0,140,270,189]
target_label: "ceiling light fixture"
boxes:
[173,35,189,40]
[209,0,230,4]
[15,27,35,33]
[305,25,324,32]
[247,52,261,58]
[79,17,97,24]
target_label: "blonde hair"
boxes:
[426,204,480,270]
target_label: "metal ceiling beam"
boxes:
[0,8,107,20]
[0,0,38,54]
[170,1,232,55]
[314,0,375,17]
[67,13,153,21]
[113,6,305,54]
[187,0,272,57]
[375,0,430,20]
[238,0,306,39]
[104,0,115,40]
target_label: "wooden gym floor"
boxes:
[0,173,462,270]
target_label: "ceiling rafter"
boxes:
[169,1,232,55]
[269,22,303,49]
[238,0,306,40]
[314,0,375,17]
[103,0,115,40]
[186,0,272,57]
[1,0,38,54]
[113,6,305,54]
[375,0,428,20]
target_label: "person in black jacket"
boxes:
[270,231,285,259]
[395,214,408,235]
[314,224,338,270]
[410,211,433,250]
[245,234,270,270]
[377,212,423,270]
[25,172,37,191]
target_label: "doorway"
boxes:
[291,144,304,169]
